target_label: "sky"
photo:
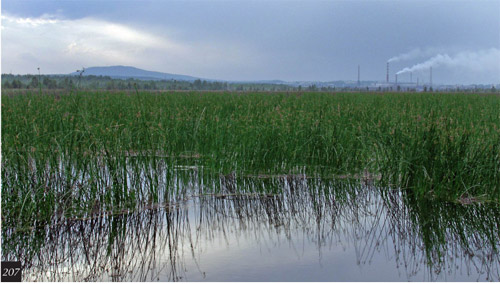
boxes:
[2,0,500,84]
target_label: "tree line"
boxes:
[2,74,498,93]
[1,74,301,92]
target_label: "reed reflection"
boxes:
[2,172,499,281]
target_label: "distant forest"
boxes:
[1,74,315,92]
[2,74,498,93]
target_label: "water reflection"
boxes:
[2,172,499,281]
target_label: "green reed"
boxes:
[2,91,499,227]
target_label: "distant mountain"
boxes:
[236,79,288,84]
[70,65,199,81]
[67,65,377,87]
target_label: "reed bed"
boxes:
[2,91,500,227]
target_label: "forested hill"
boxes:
[70,65,200,81]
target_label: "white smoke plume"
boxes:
[387,47,446,63]
[396,48,500,75]
[388,48,423,63]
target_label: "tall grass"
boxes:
[2,91,499,227]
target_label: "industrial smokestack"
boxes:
[395,74,398,85]
[357,65,360,86]
[386,62,389,83]
[410,72,412,83]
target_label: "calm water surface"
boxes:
[2,170,499,281]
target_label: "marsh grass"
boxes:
[2,91,500,228]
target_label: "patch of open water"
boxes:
[2,170,499,281]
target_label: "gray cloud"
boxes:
[2,0,499,84]
[1,13,263,78]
